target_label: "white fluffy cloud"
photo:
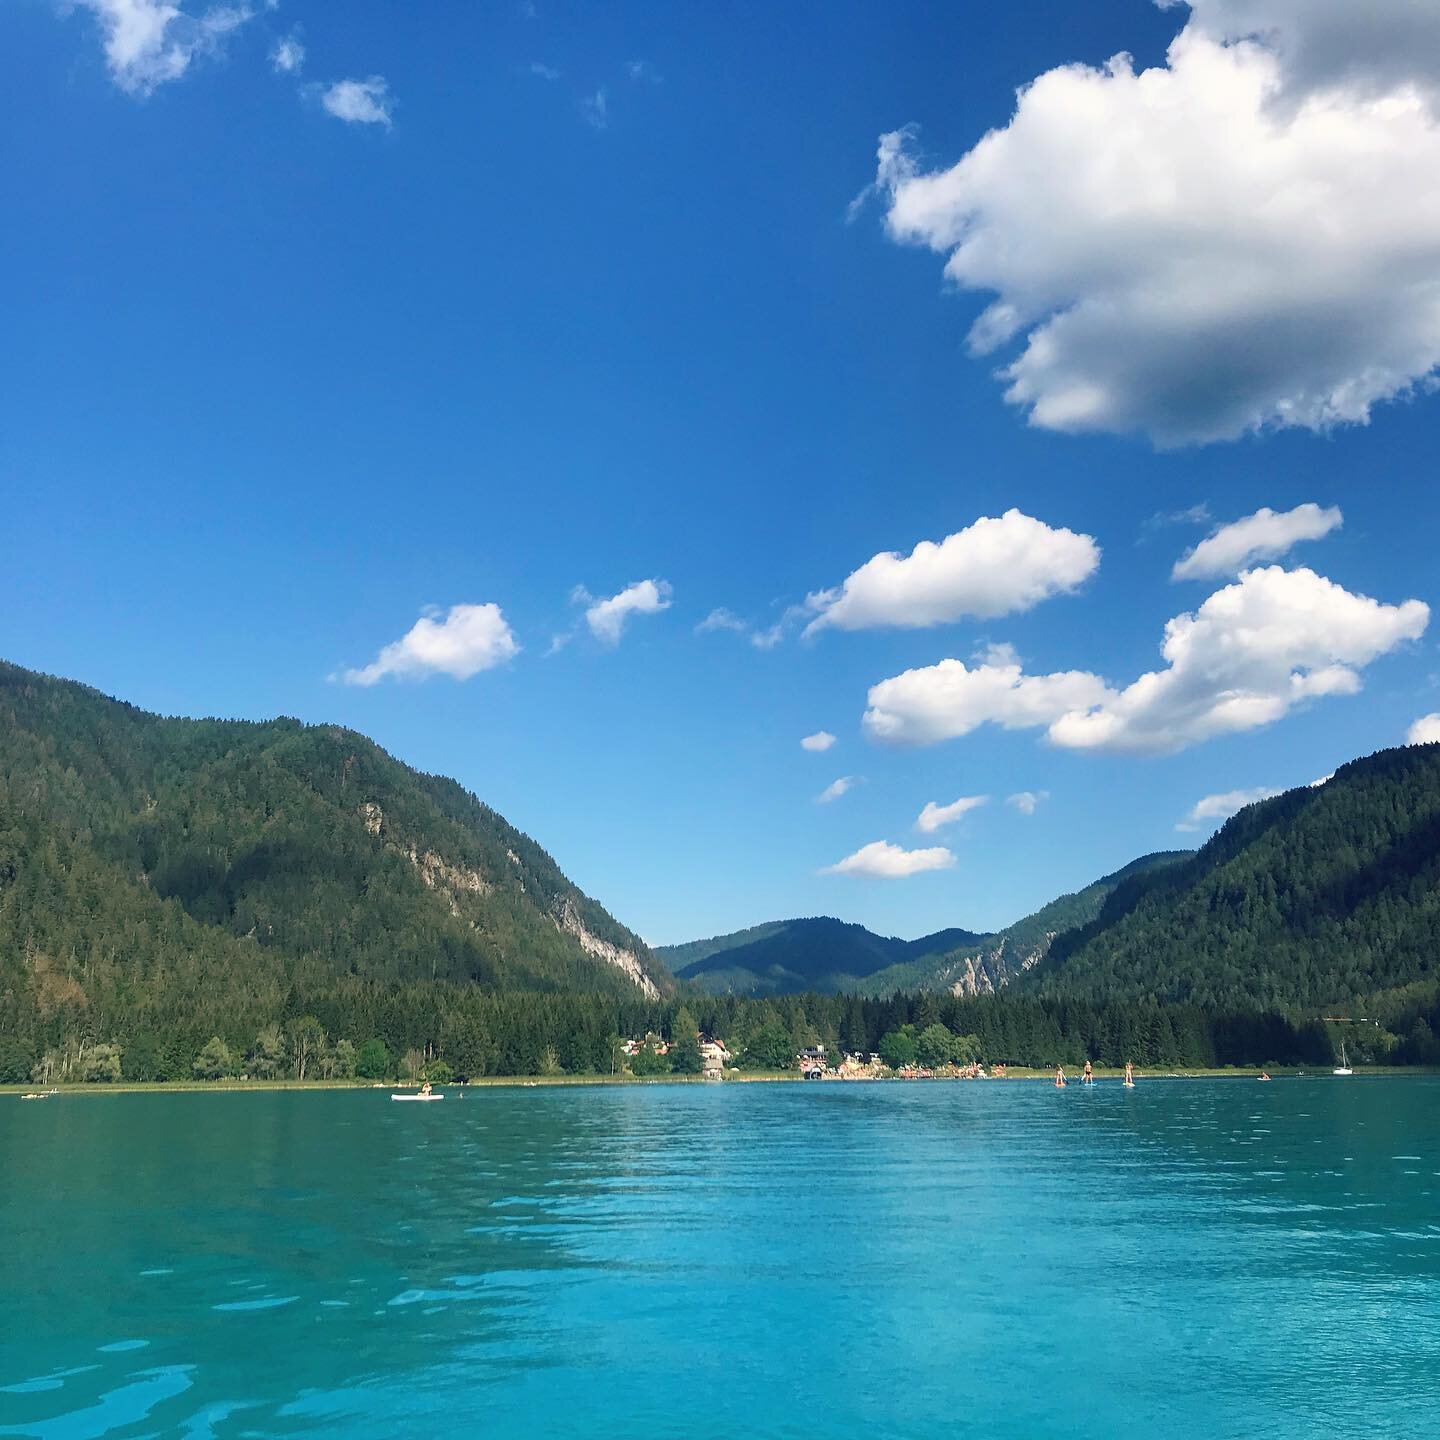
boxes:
[868,1,1440,444]
[1174,503,1342,579]
[915,795,988,833]
[1007,791,1047,815]
[321,77,393,127]
[822,840,955,879]
[1169,0,1440,103]
[74,0,253,96]
[864,657,1110,746]
[817,776,858,804]
[866,567,1428,754]
[580,579,672,646]
[271,33,304,74]
[1407,713,1440,745]
[340,603,520,685]
[801,731,836,753]
[1176,785,1281,831]
[805,510,1099,634]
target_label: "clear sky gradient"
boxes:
[4,0,1438,944]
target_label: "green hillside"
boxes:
[657,921,793,976]
[1032,745,1440,1009]
[660,916,986,996]
[854,854,1191,997]
[0,660,669,1056]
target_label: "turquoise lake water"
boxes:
[2,1078,1438,1438]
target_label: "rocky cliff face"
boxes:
[939,935,1054,996]
[552,896,660,1000]
[363,802,664,998]
[852,854,1191,999]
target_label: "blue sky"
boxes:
[4,0,1440,945]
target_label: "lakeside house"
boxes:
[700,1038,730,1079]
[620,1034,670,1058]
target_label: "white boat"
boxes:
[1333,1040,1353,1076]
[391,1090,444,1102]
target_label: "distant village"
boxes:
[618,1036,1004,1082]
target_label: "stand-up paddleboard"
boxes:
[1123,1081,1136,1088]
[391,1092,444,1102]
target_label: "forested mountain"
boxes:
[6,658,1440,1083]
[854,854,1191,997]
[660,917,986,996]
[0,660,669,1059]
[1032,744,1440,1009]
[661,857,1186,998]
[671,740,1440,1015]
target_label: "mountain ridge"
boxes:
[1030,744,1440,1009]
[855,853,1192,997]
[659,916,987,996]
[0,660,671,1037]
[660,854,1189,998]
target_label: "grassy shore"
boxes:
[0,1071,803,1096]
[5,1064,1434,1097]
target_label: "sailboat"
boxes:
[1333,1040,1353,1077]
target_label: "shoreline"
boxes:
[5,1065,1435,1097]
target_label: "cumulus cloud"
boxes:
[1173,503,1342,579]
[865,567,1428,754]
[864,657,1110,746]
[1007,791,1048,815]
[822,840,955,879]
[270,32,303,74]
[805,510,1099,634]
[867,1,1440,444]
[74,0,254,96]
[1168,0,1440,105]
[321,76,393,126]
[340,603,520,685]
[1407,713,1440,745]
[801,730,837,753]
[817,776,859,804]
[915,795,988,833]
[1176,785,1281,831]
[581,579,672,645]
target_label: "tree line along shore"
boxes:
[6,988,1430,1089]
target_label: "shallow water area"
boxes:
[2,1078,1437,1438]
